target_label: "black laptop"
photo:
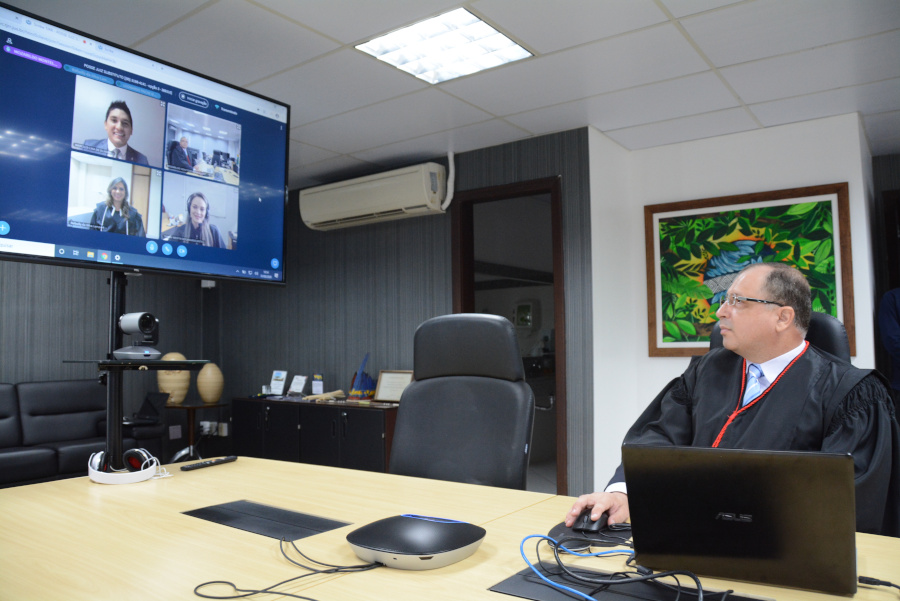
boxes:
[622,445,857,595]
[123,392,168,426]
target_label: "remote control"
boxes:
[180,456,238,471]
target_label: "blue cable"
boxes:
[519,534,634,601]
[400,514,467,524]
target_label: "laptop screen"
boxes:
[136,391,169,420]
[622,445,857,595]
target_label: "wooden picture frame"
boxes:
[645,183,854,357]
[373,370,414,402]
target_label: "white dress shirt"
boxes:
[106,140,125,159]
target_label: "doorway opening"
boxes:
[452,177,567,494]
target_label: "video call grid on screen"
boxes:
[0,4,288,282]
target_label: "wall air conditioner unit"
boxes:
[300,162,446,231]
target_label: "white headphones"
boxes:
[88,448,167,484]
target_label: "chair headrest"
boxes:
[709,311,850,362]
[414,314,525,381]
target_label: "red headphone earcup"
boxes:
[123,448,152,472]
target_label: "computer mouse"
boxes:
[573,509,608,534]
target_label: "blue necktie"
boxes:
[743,363,763,406]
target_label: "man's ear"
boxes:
[774,306,796,332]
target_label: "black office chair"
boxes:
[166,140,178,165]
[389,314,535,490]
[710,311,851,361]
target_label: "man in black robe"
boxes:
[567,262,900,537]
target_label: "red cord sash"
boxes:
[711,341,809,448]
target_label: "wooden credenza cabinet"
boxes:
[232,397,397,472]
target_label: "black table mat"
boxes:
[491,564,760,601]
[183,500,350,541]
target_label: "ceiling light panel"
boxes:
[356,8,532,84]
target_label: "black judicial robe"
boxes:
[609,343,900,537]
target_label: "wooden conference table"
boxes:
[0,457,897,600]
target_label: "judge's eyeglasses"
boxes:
[723,294,785,307]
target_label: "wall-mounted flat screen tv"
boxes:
[0,3,289,284]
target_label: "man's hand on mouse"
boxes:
[565,492,630,527]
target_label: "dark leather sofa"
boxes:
[0,379,163,488]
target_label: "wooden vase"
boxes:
[158,352,190,405]
[197,363,224,404]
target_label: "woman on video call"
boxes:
[164,192,228,248]
[89,177,145,236]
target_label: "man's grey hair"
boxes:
[744,262,811,334]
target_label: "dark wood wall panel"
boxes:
[0,260,203,411]
[215,199,452,402]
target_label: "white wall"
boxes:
[588,113,875,490]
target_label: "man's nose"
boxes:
[716,301,729,319]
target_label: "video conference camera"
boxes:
[113,312,161,360]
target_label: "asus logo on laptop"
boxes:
[715,512,753,522]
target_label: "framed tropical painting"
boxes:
[644,183,854,357]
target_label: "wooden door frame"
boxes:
[451,176,568,494]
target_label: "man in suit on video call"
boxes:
[83,100,149,165]
[169,136,194,170]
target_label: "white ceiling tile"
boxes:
[250,49,427,127]
[681,0,900,67]
[658,0,743,19]
[290,173,320,190]
[1,0,208,46]
[253,0,460,44]
[6,0,900,182]
[507,72,738,134]
[291,89,493,154]
[133,0,338,88]
[869,136,900,157]
[865,110,900,146]
[503,101,597,137]
[292,155,379,189]
[472,0,667,54]
[289,140,338,169]
[750,79,900,127]
[353,119,529,165]
[441,24,708,116]
[605,107,758,150]
[721,30,900,104]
